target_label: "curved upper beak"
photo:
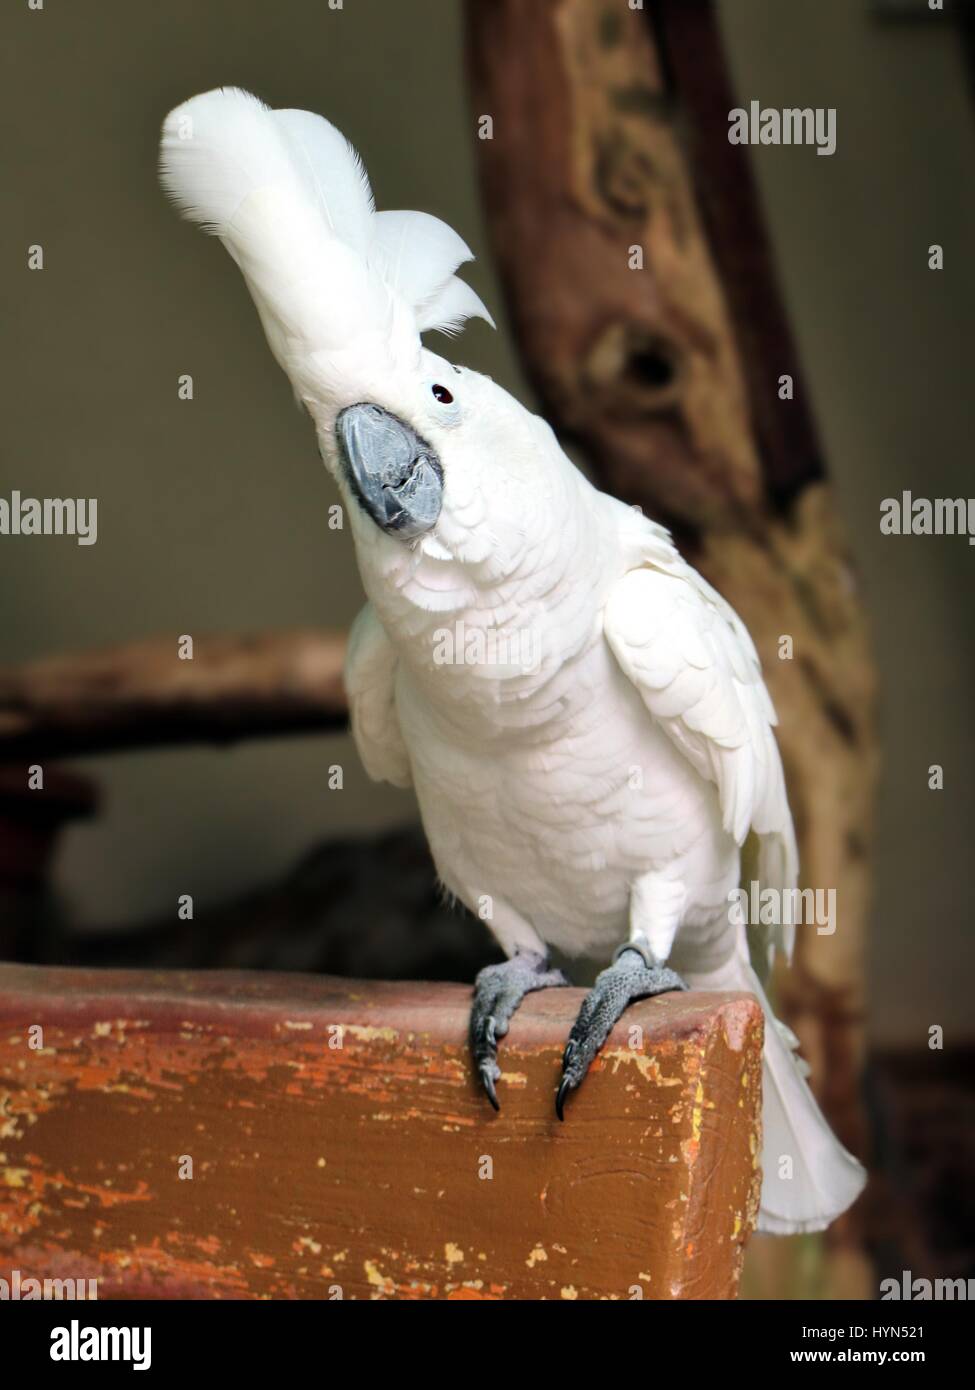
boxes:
[336,404,444,539]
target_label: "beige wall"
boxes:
[718,0,975,1044]
[2,1,972,1043]
[3,0,526,918]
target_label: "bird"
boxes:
[160,86,866,1235]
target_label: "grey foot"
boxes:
[470,951,569,1110]
[556,946,687,1120]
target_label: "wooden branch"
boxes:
[0,629,349,760]
[0,966,763,1300]
[465,0,878,1291]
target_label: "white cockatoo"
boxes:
[160,88,865,1234]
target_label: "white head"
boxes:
[160,88,574,611]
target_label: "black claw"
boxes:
[468,953,571,1113]
[557,955,689,1117]
[479,1063,500,1111]
[555,1075,573,1122]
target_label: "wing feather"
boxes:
[344,604,412,789]
[604,544,798,961]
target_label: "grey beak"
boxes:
[336,404,444,539]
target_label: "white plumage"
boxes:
[160,88,866,1235]
[159,88,492,378]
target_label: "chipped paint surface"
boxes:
[717,998,757,1053]
[0,966,762,1300]
[344,1025,400,1045]
[604,1048,683,1087]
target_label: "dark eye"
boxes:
[431,384,454,404]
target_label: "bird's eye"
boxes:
[431,384,454,404]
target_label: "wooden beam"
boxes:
[0,629,348,760]
[0,966,763,1300]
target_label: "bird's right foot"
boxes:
[469,951,569,1110]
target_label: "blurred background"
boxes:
[2,0,973,1297]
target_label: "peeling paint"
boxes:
[605,1049,683,1087]
[0,973,761,1300]
[344,1025,400,1044]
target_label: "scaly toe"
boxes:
[556,953,688,1118]
[469,951,570,1112]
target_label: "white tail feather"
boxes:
[757,822,799,963]
[686,948,866,1234]
[704,804,860,1232]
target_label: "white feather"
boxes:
[371,210,470,303]
[686,947,866,1234]
[272,107,375,250]
[370,211,494,333]
[160,87,295,234]
[160,86,495,361]
[416,276,496,335]
[162,92,860,1239]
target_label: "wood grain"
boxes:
[0,967,762,1300]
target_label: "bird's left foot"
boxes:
[557,944,687,1120]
